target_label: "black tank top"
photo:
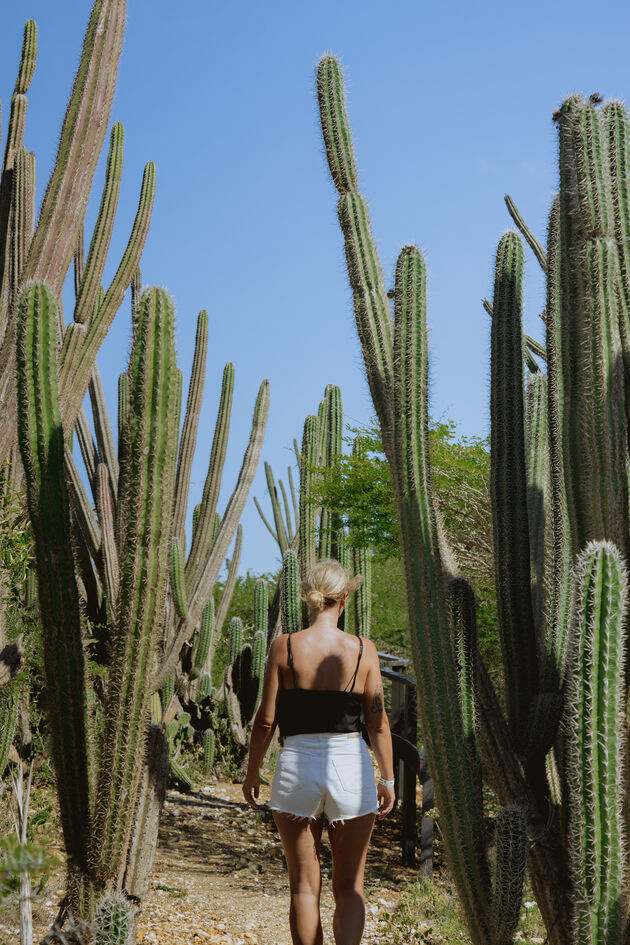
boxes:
[277,634,364,738]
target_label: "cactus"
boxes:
[169,537,188,619]
[490,232,539,751]
[17,272,268,923]
[0,691,19,777]
[203,729,216,775]
[169,758,194,792]
[281,548,301,636]
[566,541,627,945]
[16,283,92,881]
[191,599,214,679]
[94,895,132,945]
[491,806,528,945]
[0,3,155,473]
[316,57,620,945]
[228,617,244,669]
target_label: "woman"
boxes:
[243,559,395,945]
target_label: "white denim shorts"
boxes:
[269,732,378,825]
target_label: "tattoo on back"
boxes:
[371,685,383,713]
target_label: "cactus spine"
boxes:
[317,56,556,945]
[566,541,627,945]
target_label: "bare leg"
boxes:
[328,813,375,945]
[273,812,324,945]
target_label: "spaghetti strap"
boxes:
[346,636,364,693]
[287,633,299,689]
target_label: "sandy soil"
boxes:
[2,779,420,945]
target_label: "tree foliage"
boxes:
[309,420,501,678]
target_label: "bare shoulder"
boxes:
[268,634,288,665]
[361,638,380,664]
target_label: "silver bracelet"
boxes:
[378,777,395,787]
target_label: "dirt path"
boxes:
[137,779,418,945]
[5,779,419,944]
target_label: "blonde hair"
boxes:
[301,558,363,613]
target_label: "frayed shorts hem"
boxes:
[269,804,378,827]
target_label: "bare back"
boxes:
[280,627,368,694]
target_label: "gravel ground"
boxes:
[2,779,420,944]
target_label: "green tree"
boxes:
[311,420,501,683]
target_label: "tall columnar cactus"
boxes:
[0,691,19,777]
[0,2,155,472]
[565,541,627,945]
[281,548,301,636]
[16,284,92,886]
[315,57,629,945]
[17,276,268,927]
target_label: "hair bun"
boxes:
[306,589,326,611]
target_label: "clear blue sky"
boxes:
[2,0,630,575]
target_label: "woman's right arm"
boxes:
[362,640,395,818]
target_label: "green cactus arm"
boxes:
[316,55,358,194]
[214,524,243,638]
[95,462,119,609]
[14,19,37,95]
[569,239,629,555]
[191,598,214,679]
[64,448,102,561]
[525,373,549,642]
[281,548,301,636]
[491,806,528,945]
[264,461,289,553]
[392,244,492,941]
[482,299,547,368]
[316,57,394,437]
[185,361,234,582]
[202,728,216,773]
[490,232,539,749]
[0,22,37,341]
[504,195,547,272]
[75,406,98,487]
[23,0,125,298]
[74,223,85,297]
[525,335,547,362]
[117,371,129,454]
[254,578,269,639]
[130,266,141,316]
[253,495,279,543]
[1,21,37,179]
[288,463,299,527]
[543,197,573,687]
[604,101,630,373]
[316,393,329,464]
[279,478,294,542]
[351,543,371,637]
[154,379,269,691]
[566,541,628,945]
[58,160,156,433]
[91,286,178,886]
[0,691,19,776]
[73,123,124,326]
[324,384,344,560]
[299,414,319,584]
[88,362,119,497]
[16,282,92,872]
[228,616,244,668]
[6,148,34,300]
[169,537,188,620]
[173,310,208,548]
[449,577,481,788]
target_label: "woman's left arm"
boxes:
[242,635,284,808]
